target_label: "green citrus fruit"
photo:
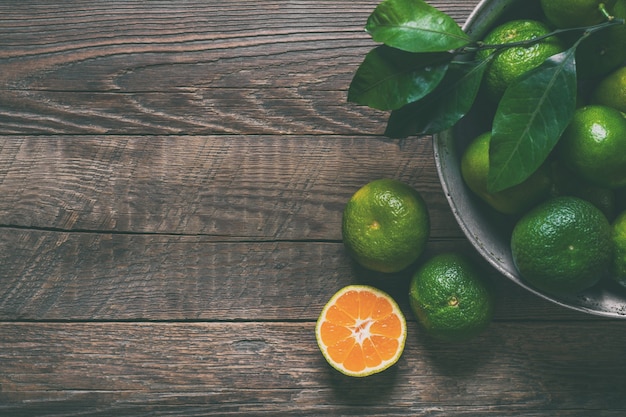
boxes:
[461,132,552,215]
[511,196,612,295]
[409,253,494,342]
[541,0,616,28]
[611,211,626,287]
[591,66,626,113]
[576,0,626,79]
[557,105,626,189]
[617,187,626,211]
[476,19,564,102]
[550,160,617,221]
[342,179,430,273]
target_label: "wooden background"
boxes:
[1,1,626,415]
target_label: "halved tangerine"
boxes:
[315,285,407,377]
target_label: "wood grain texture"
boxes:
[2,321,626,416]
[0,229,587,321]
[3,0,626,415]
[0,1,474,136]
[0,135,455,236]
[0,0,385,135]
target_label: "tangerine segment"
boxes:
[370,313,403,339]
[318,321,352,347]
[370,335,400,361]
[362,337,382,368]
[334,289,360,319]
[325,305,355,327]
[315,285,407,377]
[358,289,377,320]
[326,336,356,365]
[371,294,394,320]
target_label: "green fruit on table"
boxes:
[342,179,430,273]
[550,160,617,221]
[557,105,626,189]
[409,253,494,342]
[461,132,551,215]
[591,66,626,113]
[511,196,612,295]
[612,211,626,287]
[541,0,617,28]
[575,0,626,79]
[476,19,564,102]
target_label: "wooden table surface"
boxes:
[2,1,626,415]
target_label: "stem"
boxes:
[454,18,624,56]
[599,3,612,21]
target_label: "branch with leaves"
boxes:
[348,0,625,193]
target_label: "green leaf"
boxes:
[385,58,490,138]
[366,0,471,53]
[347,46,451,111]
[488,47,577,193]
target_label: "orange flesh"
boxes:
[319,289,403,373]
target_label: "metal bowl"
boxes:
[433,0,626,318]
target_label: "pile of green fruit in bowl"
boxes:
[348,0,626,317]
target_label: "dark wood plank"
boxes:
[1,321,625,416]
[0,1,477,136]
[0,228,590,321]
[0,135,457,237]
[4,1,626,415]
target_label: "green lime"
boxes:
[541,0,616,28]
[409,253,494,342]
[550,160,617,221]
[576,0,626,79]
[342,179,430,273]
[617,187,626,211]
[557,105,626,189]
[612,211,626,287]
[591,66,626,113]
[511,196,612,295]
[476,19,564,102]
[461,132,552,215]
